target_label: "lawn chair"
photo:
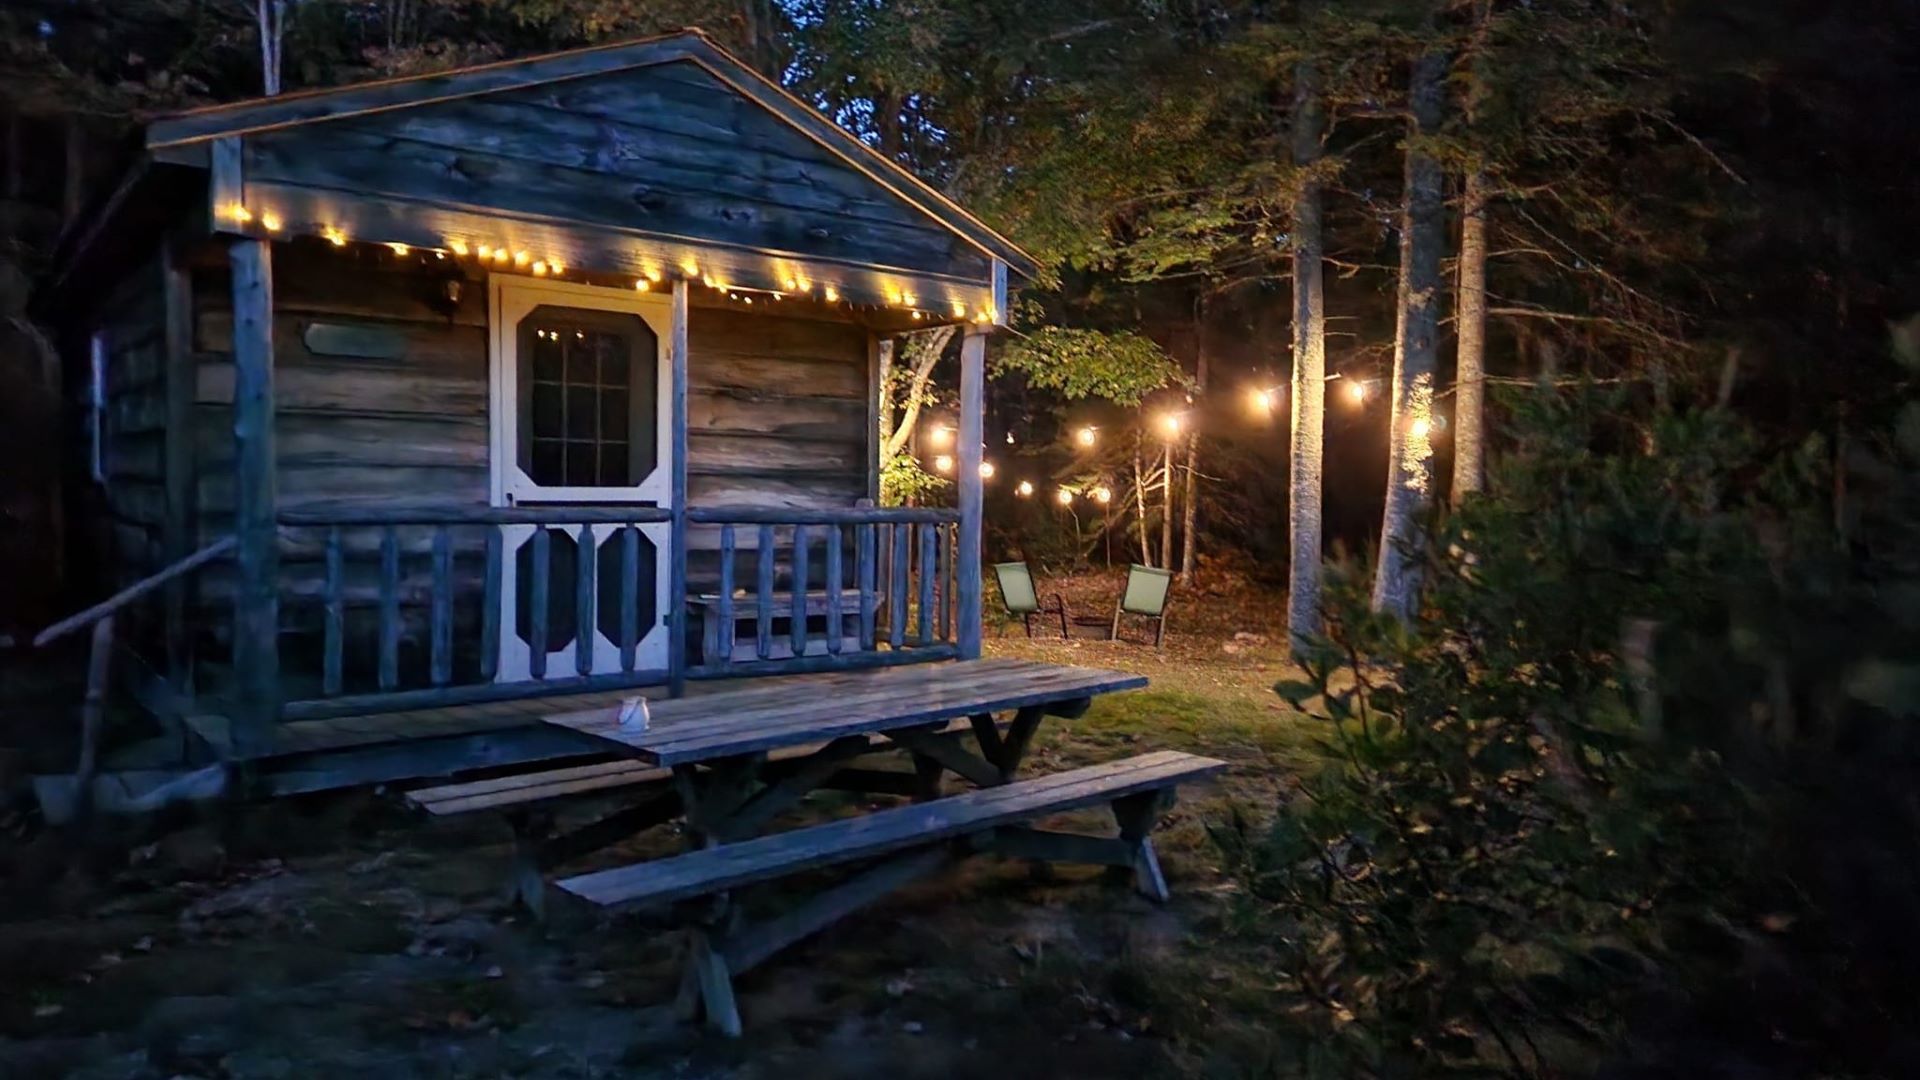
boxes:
[1112,564,1174,647]
[993,561,1069,638]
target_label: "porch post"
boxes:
[667,277,691,695]
[229,236,279,755]
[956,325,986,659]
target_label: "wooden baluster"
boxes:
[619,524,639,673]
[789,523,809,658]
[890,521,910,649]
[530,526,550,679]
[936,522,953,642]
[755,524,775,661]
[378,525,400,691]
[824,523,844,655]
[322,526,344,696]
[946,522,958,642]
[857,522,877,651]
[575,522,596,676]
[430,524,453,686]
[480,526,501,682]
[918,521,936,646]
[716,524,736,670]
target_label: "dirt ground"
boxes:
[0,567,1319,1079]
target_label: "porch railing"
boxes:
[684,506,960,681]
[270,503,964,722]
[275,506,673,720]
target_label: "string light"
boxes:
[681,257,700,277]
[1409,416,1432,439]
[1016,480,1035,498]
[1055,487,1075,506]
[259,212,282,231]
[1092,485,1113,505]
[1074,425,1097,448]
[1250,386,1280,414]
[928,425,955,449]
[513,250,531,267]
[547,258,565,275]
[448,239,469,256]
[1158,413,1184,440]
[632,277,648,290]
[979,460,996,479]
[387,242,410,255]
[476,243,492,260]
[532,261,549,276]
[1346,380,1368,406]
[951,300,967,318]
[645,266,664,283]
[492,248,510,264]
[323,227,348,247]
[224,203,252,224]
[824,286,839,303]
[933,454,954,474]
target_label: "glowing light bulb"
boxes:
[547,259,565,274]
[1016,480,1035,498]
[1074,426,1097,448]
[259,212,282,231]
[645,267,663,283]
[1093,485,1113,505]
[1250,387,1279,414]
[824,285,839,303]
[933,454,954,474]
[492,248,510,264]
[1346,380,1368,406]
[1410,416,1432,439]
[323,227,347,247]
[388,242,410,255]
[225,203,252,224]
[513,250,531,266]
[633,277,648,290]
[532,261,549,276]
[929,425,954,449]
[1056,487,1075,506]
[448,239,469,256]
[1158,413,1184,439]
[979,460,996,479]
[951,300,967,318]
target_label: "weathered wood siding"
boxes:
[242,60,989,281]
[186,242,871,693]
[94,255,171,585]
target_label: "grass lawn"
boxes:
[0,568,1327,1078]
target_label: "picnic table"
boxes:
[416,657,1223,1034]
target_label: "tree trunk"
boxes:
[1160,438,1175,569]
[1452,0,1493,505]
[1287,58,1328,652]
[1133,437,1152,565]
[1452,167,1488,504]
[882,326,955,461]
[1180,312,1207,583]
[257,0,285,96]
[1371,46,1448,622]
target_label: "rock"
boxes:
[883,976,913,998]
[901,1021,924,1035]
[1220,641,1243,655]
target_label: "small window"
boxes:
[515,305,658,489]
[88,330,108,484]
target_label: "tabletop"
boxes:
[541,657,1146,766]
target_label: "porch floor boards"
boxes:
[262,686,652,755]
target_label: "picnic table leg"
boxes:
[504,809,554,921]
[1111,788,1178,903]
[911,753,945,802]
[671,757,760,1034]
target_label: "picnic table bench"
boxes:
[409,658,1223,1035]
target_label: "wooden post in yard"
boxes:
[956,325,986,659]
[667,277,691,695]
[229,236,279,756]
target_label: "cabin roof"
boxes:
[143,28,1037,279]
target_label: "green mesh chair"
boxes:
[1111,564,1174,647]
[992,561,1069,638]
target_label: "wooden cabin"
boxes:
[31,29,1033,786]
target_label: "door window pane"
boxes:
[516,306,658,488]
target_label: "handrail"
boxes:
[33,535,238,648]
[278,506,673,526]
[687,506,959,525]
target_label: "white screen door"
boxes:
[489,278,672,681]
